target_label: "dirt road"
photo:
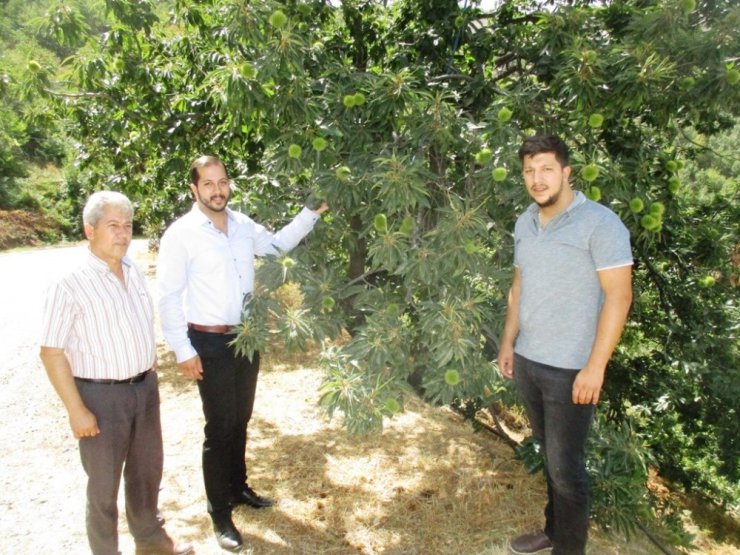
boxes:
[0,241,212,554]
[0,241,178,554]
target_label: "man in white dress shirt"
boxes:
[40,191,191,555]
[157,155,328,552]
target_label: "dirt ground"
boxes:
[0,241,736,555]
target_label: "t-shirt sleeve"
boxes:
[591,212,633,271]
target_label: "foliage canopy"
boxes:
[7,0,739,543]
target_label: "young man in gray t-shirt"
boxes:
[497,135,633,555]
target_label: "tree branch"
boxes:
[42,88,111,100]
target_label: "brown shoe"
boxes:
[135,537,194,555]
[509,530,552,554]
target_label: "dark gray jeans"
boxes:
[514,354,595,555]
[76,371,167,555]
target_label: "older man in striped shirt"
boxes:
[39,191,190,555]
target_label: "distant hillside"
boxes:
[0,209,63,250]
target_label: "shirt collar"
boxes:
[526,190,587,220]
[568,190,587,212]
[188,202,235,227]
[86,248,131,274]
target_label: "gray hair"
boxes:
[82,191,134,227]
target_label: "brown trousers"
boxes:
[76,371,167,555]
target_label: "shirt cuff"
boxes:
[299,206,321,223]
[174,342,198,364]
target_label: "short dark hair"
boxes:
[518,134,570,167]
[190,155,228,186]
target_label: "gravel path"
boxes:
[0,240,206,554]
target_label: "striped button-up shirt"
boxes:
[40,249,156,380]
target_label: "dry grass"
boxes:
[135,247,737,555]
[151,347,686,555]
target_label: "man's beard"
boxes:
[197,192,228,212]
[534,184,562,208]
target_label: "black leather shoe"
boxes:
[232,486,276,508]
[509,530,552,554]
[212,515,243,552]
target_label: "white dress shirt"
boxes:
[40,250,156,380]
[157,204,319,362]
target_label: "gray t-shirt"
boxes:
[513,191,633,369]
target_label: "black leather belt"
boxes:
[75,369,152,384]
